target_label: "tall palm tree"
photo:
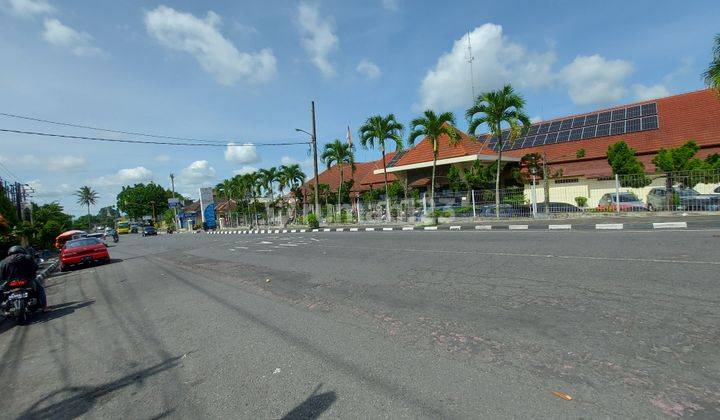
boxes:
[321,139,355,215]
[277,164,306,222]
[358,114,404,221]
[704,34,720,96]
[408,110,462,217]
[244,172,263,227]
[466,84,530,217]
[75,185,99,223]
[215,179,235,226]
[259,167,279,225]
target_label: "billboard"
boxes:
[199,187,216,229]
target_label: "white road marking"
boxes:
[424,226,438,231]
[475,225,492,230]
[323,228,331,232]
[402,226,415,231]
[336,228,345,231]
[653,222,687,229]
[548,224,572,230]
[509,225,529,230]
[350,228,359,232]
[449,226,461,230]
[382,227,393,231]
[596,223,624,230]
[365,228,375,231]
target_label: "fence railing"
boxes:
[214,169,720,227]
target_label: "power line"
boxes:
[0,128,310,147]
[0,111,236,145]
[0,161,22,183]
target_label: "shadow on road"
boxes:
[281,384,337,420]
[0,300,95,333]
[17,354,183,420]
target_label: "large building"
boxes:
[305,89,720,207]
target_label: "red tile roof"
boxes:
[303,152,397,193]
[390,89,720,178]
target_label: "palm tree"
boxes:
[277,164,306,223]
[466,84,530,217]
[244,172,263,227]
[358,114,404,221]
[321,139,354,216]
[75,186,99,223]
[704,34,720,96]
[259,167,279,225]
[215,179,235,226]
[407,110,462,218]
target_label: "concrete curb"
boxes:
[38,258,59,281]
[205,219,703,235]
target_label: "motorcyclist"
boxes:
[0,245,47,311]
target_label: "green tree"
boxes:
[651,140,717,192]
[277,164,306,223]
[321,139,355,213]
[116,183,172,220]
[408,110,462,217]
[703,34,720,96]
[466,84,530,217]
[358,114,405,220]
[75,185,99,220]
[96,206,120,228]
[606,141,651,187]
[446,165,464,193]
[73,214,99,231]
[31,202,72,248]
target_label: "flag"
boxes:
[346,125,353,147]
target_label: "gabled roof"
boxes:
[391,124,487,168]
[303,152,397,193]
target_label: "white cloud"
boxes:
[381,0,399,11]
[356,59,381,80]
[2,0,54,17]
[297,2,338,78]
[224,142,260,164]
[42,18,103,57]
[233,166,258,175]
[280,156,296,165]
[632,84,671,101]
[46,155,87,171]
[91,166,154,187]
[559,54,634,105]
[233,21,259,37]
[27,179,74,199]
[144,5,276,85]
[416,24,556,110]
[155,154,171,163]
[179,160,216,186]
[279,155,313,173]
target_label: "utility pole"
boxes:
[170,173,179,229]
[311,100,320,216]
[14,182,22,221]
[542,153,550,216]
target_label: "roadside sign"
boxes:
[168,198,181,208]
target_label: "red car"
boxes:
[60,237,110,271]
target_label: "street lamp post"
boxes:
[295,101,320,216]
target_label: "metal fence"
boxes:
[216,169,720,227]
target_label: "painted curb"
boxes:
[596,223,624,230]
[652,222,687,229]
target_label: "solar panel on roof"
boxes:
[626,118,642,132]
[557,130,571,142]
[611,109,625,121]
[538,123,550,134]
[641,115,658,130]
[569,129,582,140]
[598,111,611,124]
[548,121,562,132]
[532,135,546,146]
[527,125,539,136]
[560,119,573,131]
[641,103,657,115]
[627,106,641,119]
[545,132,559,144]
[610,121,625,135]
[596,123,610,137]
[584,114,598,126]
[582,126,596,139]
[571,117,585,128]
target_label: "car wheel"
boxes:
[60,264,67,272]
[647,204,654,211]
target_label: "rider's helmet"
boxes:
[7,245,26,256]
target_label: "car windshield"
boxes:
[614,193,639,202]
[677,188,700,196]
[66,238,101,248]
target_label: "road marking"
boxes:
[282,229,288,233]
[548,224,572,230]
[335,228,344,231]
[300,229,306,233]
[402,226,415,231]
[275,230,280,234]
[382,227,393,231]
[350,228,359,232]
[653,222,687,229]
[365,227,375,231]
[449,225,461,230]
[509,225,529,230]
[424,226,438,230]
[596,223,624,230]
[313,229,320,232]
[290,229,297,233]
[323,228,331,232]
[475,225,492,230]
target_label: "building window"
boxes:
[554,178,579,184]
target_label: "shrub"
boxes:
[307,213,319,229]
[575,196,588,207]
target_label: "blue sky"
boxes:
[0,0,717,215]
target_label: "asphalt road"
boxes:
[1,229,719,418]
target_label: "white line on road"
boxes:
[323,228,331,232]
[349,228,359,232]
[653,222,687,229]
[336,228,345,231]
[508,225,529,230]
[424,226,438,231]
[365,228,375,231]
[382,227,393,231]
[548,224,572,230]
[475,225,492,230]
[402,226,415,231]
[449,226,461,230]
[596,223,624,230]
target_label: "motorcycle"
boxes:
[1,275,41,324]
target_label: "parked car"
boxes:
[54,230,87,249]
[647,187,720,211]
[713,185,720,194]
[534,202,582,213]
[597,192,647,212]
[478,204,527,218]
[142,226,157,237]
[60,237,110,271]
[130,224,139,233]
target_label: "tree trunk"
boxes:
[431,150,437,221]
[495,147,502,219]
[382,147,392,222]
[87,204,91,230]
[338,164,344,222]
